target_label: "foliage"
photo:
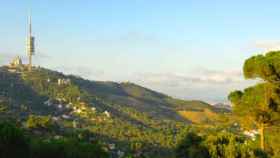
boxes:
[30,138,108,158]
[176,132,210,158]
[0,104,7,113]
[266,128,280,158]
[0,121,108,158]
[178,109,220,124]
[243,51,280,82]
[26,115,54,130]
[228,51,280,151]
[176,131,268,158]
[0,122,29,158]
[0,66,242,157]
[205,132,267,158]
[229,83,280,129]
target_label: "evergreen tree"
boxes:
[228,51,280,151]
[176,132,210,158]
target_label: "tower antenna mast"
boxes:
[27,12,35,71]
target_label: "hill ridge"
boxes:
[0,66,229,157]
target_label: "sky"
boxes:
[1,0,280,103]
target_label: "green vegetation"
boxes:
[176,131,268,158]
[229,51,280,152]
[0,66,224,157]
[0,122,29,158]
[176,132,210,158]
[1,50,280,158]
[26,115,54,130]
[0,121,108,158]
[30,138,108,158]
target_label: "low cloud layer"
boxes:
[253,41,280,51]
[133,68,254,103]
[136,69,244,86]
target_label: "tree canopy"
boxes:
[243,51,280,83]
[228,51,280,151]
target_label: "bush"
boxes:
[30,138,109,158]
[0,122,29,158]
[205,132,268,158]
[26,115,53,130]
[176,132,210,158]
[0,121,109,158]
[176,131,268,158]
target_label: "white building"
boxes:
[104,111,111,118]
[244,130,259,140]
[58,78,71,85]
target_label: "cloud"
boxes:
[132,68,254,103]
[136,69,244,86]
[193,69,244,84]
[253,41,280,51]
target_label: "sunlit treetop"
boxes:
[243,51,280,83]
[229,51,280,131]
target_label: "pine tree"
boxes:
[228,51,280,150]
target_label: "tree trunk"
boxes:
[259,123,265,151]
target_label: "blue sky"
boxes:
[1,0,280,103]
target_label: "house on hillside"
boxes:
[244,130,259,140]
[57,78,71,85]
[103,111,111,118]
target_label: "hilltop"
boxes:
[0,66,229,157]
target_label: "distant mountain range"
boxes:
[212,103,232,110]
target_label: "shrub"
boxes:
[176,132,210,158]
[26,115,53,130]
[176,131,268,158]
[30,138,109,158]
[0,122,29,158]
[205,132,268,158]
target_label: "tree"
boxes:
[205,132,267,158]
[176,132,210,158]
[0,104,7,113]
[30,138,109,158]
[0,122,29,158]
[228,51,280,151]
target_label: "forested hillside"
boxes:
[0,66,228,158]
[1,51,280,158]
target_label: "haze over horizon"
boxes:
[1,1,280,103]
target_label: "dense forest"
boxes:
[0,51,280,158]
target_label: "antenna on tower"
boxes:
[26,12,35,71]
[29,14,32,37]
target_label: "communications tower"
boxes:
[26,15,35,71]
